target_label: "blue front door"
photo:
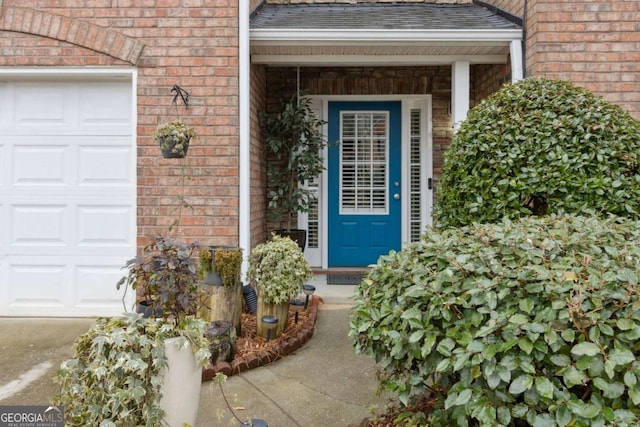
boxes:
[328,101,402,267]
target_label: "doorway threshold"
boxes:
[312,267,372,275]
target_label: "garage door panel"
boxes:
[77,205,134,249]
[0,142,5,186]
[78,144,133,186]
[8,262,68,307]
[3,257,128,316]
[0,203,4,256]
[0,77,135,317]
[12,145,69,186]
[74,262,130,310]
[0,82,7,127]
[79,82,132,128]
[4,82,131,136]
[11,204,68,247]
[8,201,132,256]
[10,137,133,189]
[14,84,70,128]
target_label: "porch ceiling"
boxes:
[250,3,522,66]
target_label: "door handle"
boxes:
[393,193,400,200]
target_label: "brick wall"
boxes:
[0,1,241,248]
[524,0,640,118]
[250,63,268,248]
[483,0,640,119]
[472,62,511,106]
[482,0,524,16]
[264,66,454,227]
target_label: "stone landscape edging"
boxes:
[202,295,320,381]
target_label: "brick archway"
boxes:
[0,6,145,65]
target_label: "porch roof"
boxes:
[250,3,522,66]
[251,3,520,31]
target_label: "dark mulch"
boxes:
[233,308,310,360]
[354,394,439,427]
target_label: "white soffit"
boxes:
[250,29,522,66]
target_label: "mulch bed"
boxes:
[234,307,309,358]
[202,296,319,380]
[351,394,439,427]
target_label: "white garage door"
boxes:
[0,78,136,317]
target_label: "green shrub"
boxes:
[434,78,640,228]
[350,215,640,426]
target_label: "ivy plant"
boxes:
[53,313,210,427]
[435,77,640,228]
[246,234,312,304]
[351,215,640,426]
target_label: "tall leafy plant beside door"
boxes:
[260,94,327,249]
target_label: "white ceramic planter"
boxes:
[160,337,202,427]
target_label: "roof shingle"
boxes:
[250,3,521,31]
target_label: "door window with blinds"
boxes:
[339,111,389,214]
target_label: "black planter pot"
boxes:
[158,136,190,158]
[136,300,162,318]
[273,229,307,251]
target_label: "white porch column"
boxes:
[239,0,251,282]
[451,61,470,131]
[510,39,524,83]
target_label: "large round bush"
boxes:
[351,215,640,426]
[435,78,640,228]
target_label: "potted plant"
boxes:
[198,245,245,335]
[118,236,206,321]
[54,237,210,426]
[260,94,328,250]
[155,119,196,158]
[113,236,210,426]
[53,313,210,427]
[246,233,313,339]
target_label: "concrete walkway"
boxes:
[0,279,389,427]
[197,303,385,426]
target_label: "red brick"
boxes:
[214,361,233,377]
[228,358,243,374]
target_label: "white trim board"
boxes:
[305,95,432,269]
[251,29,523,43]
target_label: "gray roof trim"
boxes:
[251,3,522,31]
[473,0,523,27]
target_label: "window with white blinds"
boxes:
[410,108,423,242]
[340,111,389,214]
[307,176,319,249]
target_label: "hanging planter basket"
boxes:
[158,135,191,158]
[154,120,196,159]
